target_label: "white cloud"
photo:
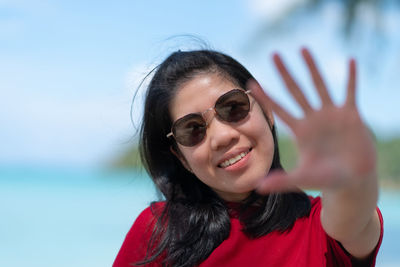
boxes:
[0,64,147,166]
[0,88,134,166]
[247,0,307,21]
[0,60,166,166]
[384,8,400,36]
[355,2,379,29]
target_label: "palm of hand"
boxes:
[249,48,377,193]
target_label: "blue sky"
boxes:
[1,0,399,167]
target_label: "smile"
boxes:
[219,149,251,168]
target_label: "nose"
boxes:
[208,117,240,151]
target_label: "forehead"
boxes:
[169,73,239,120]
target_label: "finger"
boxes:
[290,159,347,190]
[256,170,300,194]
[247,79,298,129]
[345,58,357,107]
[273,53,313,114]
[301,48,334,106]
[256,159,344,193]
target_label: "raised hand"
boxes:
[248,48,377,193]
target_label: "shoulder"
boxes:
[126,201,166,245]
[309,195,321,208]
[308,196,322,215]
[113,202,166,267]
[134,202,165,230]
[287,195,323,233]
[294,195,322,221]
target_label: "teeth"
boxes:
[220,151,248,168]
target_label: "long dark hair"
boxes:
[138,50,310,266]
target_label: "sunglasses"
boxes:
[167,89,252,147]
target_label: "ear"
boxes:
[266,111,275,130]
[170,146,193,173]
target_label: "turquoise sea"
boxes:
[1,167,399,267]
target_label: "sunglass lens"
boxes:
[173,114,207,146]
[215,90,250,122]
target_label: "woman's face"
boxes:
[170,73,275,202]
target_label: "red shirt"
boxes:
[113,197,383,267]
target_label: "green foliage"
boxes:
[111,145,143,169]
[377,138,400,182]
[277,135,298,171]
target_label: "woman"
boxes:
[114,48,383,266]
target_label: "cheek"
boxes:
[179,147,208,172]
[248,111,275,158]
[249,110,273,139]
[254,129,274,159]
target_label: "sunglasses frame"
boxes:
[166,89,252,146]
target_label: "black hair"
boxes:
[137,50,310,266]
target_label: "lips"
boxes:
[218,148,252,168]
